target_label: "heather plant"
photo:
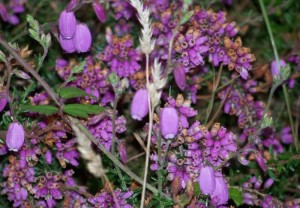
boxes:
[0,0,300,207]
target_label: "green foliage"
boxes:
[63,104,104,118]
[229,187,243,206]
[26,15,51,49]
[64,60,86,84]
[59,86,96,100]
[19,104,59,115]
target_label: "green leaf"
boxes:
[229,187,243,206]
[63,104,104,118]
[180,11,194,25]
[19,104,59,115]
[59,86,95,99]
[0,50,7,63]
[72,60,86,74]
[108,72,120,85]
[193,182,200,196]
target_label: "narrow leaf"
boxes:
[19,104,59,115]
[72,60,86,74]
[59,86,95,99]
[63,104,104,118]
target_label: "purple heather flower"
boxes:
[131,88,149,121]
[119,141,128,164]
[92,1,106,23]
[0,3,8,21]
[0,142,7,155]
[66,0,78,12]
[198,165,216,195]
[211,172,229,206]
[59,35,76,53]
[280,126,293,144]
[160,107,179,139]
[271,59,286,77]
[100,34,141,77]
[45,150,52,164]
[260,195,275,208]
[173,64,186,91]
[222,0,233,5]
[73,23,92,53]
[6,122,25,152]
[263,178,274,189]
[255,152,267,172]
[58,10,77,39]
[0,91,8,112]
[174,28,209,71]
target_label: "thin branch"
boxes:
[0,35,61,107]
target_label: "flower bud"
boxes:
[45,150,52,164]
[0,91,8,112]
[263,178,274,189]
[255,152,267,172]
[73,23,92,53]
[173,64,186,91]
[198,165,216,195]
[0,3,8,22]
[14,70,30,79]
[58,10,77,39]
[59,35,76,53]
[6,122,25,152]
[160,107,179,139]
[92,1,106,23]
[118,141,128,164]
[211,173,229,206]
[130,88,149,121]
[271,59,286,76]
[280,126,293,144]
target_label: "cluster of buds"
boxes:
[99,34,141,77]
[55,56,113,106]
[0,0,27,25]
[242,176,276,207]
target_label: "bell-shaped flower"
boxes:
[160,107,179,139]
[211,172,229,206]
[92,1,106,23]
[58,10,77,39]
[6,122,25,152]
[130,88,149,121]
[198,165,216,195]
[173,64,186,91]
[59,35,76,53]
[73,23,92,53]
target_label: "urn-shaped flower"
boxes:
[58,10,77,39]
[131,88,149,120]
[173,64,186,91]
[211,172,229,206]
[6,122,25,152]
[160,107,179,139]
[198,165,216,195]
[92,1,106,23]
[73,23,92,53]
[59,35,76,53]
